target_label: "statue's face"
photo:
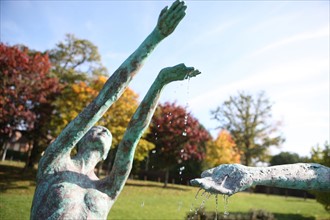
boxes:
[78,126,112,160]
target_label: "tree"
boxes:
[205,130,241,168]
[49,76,154,164]
[148,102,211,187]
[310,141,330,211]
[0,43,60,162]
[48,34,154,171]
[211,91,284,166]
[269,151,306,166]
[48,33,107,84]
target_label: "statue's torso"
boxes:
[31,161,111,219]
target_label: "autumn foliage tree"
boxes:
[48,34,154,168]
[205,130,241,168]
[148,102,211,187]
[49,76,154,165]
[0,43,61,164]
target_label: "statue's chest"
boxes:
[41,177,110,218]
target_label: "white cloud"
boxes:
[250,27,329,57]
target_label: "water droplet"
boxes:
[223,194,229,216]
[182,131,187,136]
[195,188,202,199]
[215,194,219,220]
[152,150,156,154]
[177,201,183,212]
[157,124,160,128]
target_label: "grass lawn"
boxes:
[0,161,329,220]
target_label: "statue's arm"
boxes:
[254,163,330,191]
[38,1,187,173]
[191,163,330,195]
[100,64,200,199]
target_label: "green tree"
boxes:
[211,91,284,166]
[270,151,307,166]
[310,141,330,211]
[48,33,107,84]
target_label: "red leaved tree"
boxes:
[0,44,61,165]
[148,102,211,187]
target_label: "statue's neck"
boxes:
[74,151,100,175]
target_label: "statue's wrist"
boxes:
[152,28,165,42]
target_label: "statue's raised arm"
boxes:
[31,1,200,219]
[38,0,187,176]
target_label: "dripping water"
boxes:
[188,188,202,220]
[215,194,219,220]
[182,75,191,137]
[197,192,211,217]
[223,194,229,216]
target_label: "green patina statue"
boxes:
[191,163,330,196]
[30,1,200,219]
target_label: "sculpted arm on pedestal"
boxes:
[191,163,330,196]
[37,0,187,175]
[100,64,200,199]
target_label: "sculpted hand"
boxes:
[190,164,255,196]
[157,63,200,85]
[156,0,187,38]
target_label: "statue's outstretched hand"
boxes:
[190,164,254,196]
[156,0,187,38]
[158,63,200,85]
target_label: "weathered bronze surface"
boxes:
[30,1,201,219]
[191,163,330,195]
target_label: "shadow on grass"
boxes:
[0,163,37,193]
[274,213,315,220]
[125,181,190,191]
[188,211,316,220]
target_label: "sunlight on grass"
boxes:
[0,161,328,220]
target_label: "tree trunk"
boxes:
[1,143,9,161]
[144,154,150,172]
[163,167,169,188]
[24,141,34,169]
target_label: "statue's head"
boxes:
[76,126,112,160]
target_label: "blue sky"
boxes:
[1,0,329,157]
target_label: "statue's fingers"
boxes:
[169,11,186,29]
[172,1,186,15]
[159,6,168,19]
[201,167,215,178]
[189,70,201,78]
[168,3,186,20]
[168,0,183,13]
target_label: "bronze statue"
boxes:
[30,1,200,219]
